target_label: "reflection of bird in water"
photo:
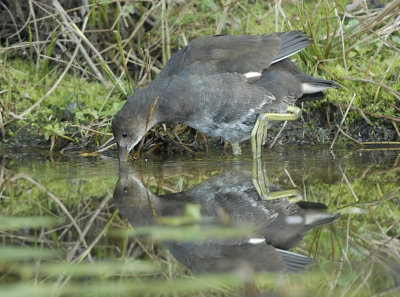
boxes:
[114,166,339,273]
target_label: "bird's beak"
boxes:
[119,145,129,162]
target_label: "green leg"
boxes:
[231,142,242,155]
[252,158,302,202]
[251,114,266,159]
[251,106,301,159]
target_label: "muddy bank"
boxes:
[0,104,398,155]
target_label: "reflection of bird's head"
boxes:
[114,164,149,201]
[113,164,159,226]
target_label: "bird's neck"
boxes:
[134,82,180,125]
[131,86,163,127]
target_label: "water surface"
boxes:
[1,146,399,296]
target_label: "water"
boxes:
[0,146,399,296]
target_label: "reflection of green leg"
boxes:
[251,106,301,158]
[252,158,302,202]
[231,142,242,155]
[268,189,303,203]
[252,158,268,199]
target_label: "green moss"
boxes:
[0,59,122,147]
[2,59,113,112]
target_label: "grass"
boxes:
[0,0,399,154]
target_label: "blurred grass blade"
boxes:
[45,260,157,276]
[119,225,254,242]
[0,216,62,231]
[0,246,60,261]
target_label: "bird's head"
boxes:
[112,103,148,162]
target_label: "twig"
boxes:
[331,101,400,123]
[284,168,297,188]
[334,6,348,70]
[0,0,22,42]
[128,52,161,75]
[347,77,400,101]
[338,127,360,145]
[216,0,231,34]
[94,141,116,153]
[345,1,400,54]
[121,1,162,49]
[0,41,54,54]
[392,121,400,140]
[330,93,357,150]
[74,188,113,263]
[370,285,400,297]
[338,165,359,202]
[349,262,374,297]
[28,0,40,58]
[161,0,166,65]
[268,121,287,149]
[70,125,112,135]
[51,0,110,89]
[164,1,171,61]
[0,108,5,139]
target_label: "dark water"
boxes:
[1,146,399,296]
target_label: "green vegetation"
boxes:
[0,0,399,153]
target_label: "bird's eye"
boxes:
[122,132,127,138]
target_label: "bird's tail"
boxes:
[276,249,313,272]
[298,77,339,102]
[297,201,340,227]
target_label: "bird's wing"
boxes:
[160,72,276,124]
[156,31,310,89]
[168,240,290,273]
[181,30,311,75]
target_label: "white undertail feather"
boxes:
[248,238,265,244]
[245,71,262,78]
[245,72,262,83]
[301,82,332,94]
[285,215,303,224]
[304,212,335,225]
